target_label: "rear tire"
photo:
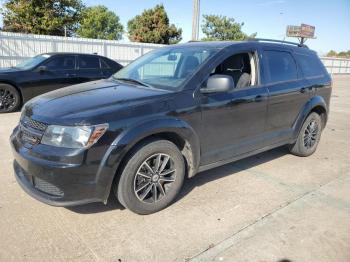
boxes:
[114,139,185,215]
[289,112,322,157]
[0,83,21,113]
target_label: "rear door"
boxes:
[77,55,102,83]
[262,48,311,144]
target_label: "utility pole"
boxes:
[192,0,200,41]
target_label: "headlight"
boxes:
[41,124,108,148]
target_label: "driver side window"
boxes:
[211,52,257,89]
[44,56,76,71]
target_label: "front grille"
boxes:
[33,177,64,197]
[21,129,40,145]
[22,117,47,132]
[19,117,47,146]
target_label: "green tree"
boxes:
[1,0,84,36]
[77,5,123,40]
[326,50,337,57]
[127,4,182,44]
[337,50,350,58]
[326,50,350,58]
[201,15,256,41]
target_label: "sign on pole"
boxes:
[286,23,315,44]
[300,24,315,38]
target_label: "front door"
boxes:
[28,55,79,98]
[199,49,268,166]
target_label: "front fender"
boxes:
[96,117,201,202]
[292,95,328,140]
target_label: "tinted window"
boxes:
[264,51,297,83]
[295,53,325,77]
[45,56,75,70]
[79,56,100,69]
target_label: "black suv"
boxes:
[10,39,332,214]
[0,53,122,113]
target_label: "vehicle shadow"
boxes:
[67,146,289,214]
[176,146,289,202]
[66,194,125,214]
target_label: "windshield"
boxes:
[113,46,219,91]
[15,54,51,70]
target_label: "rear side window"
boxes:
[295,53,325,77]
[264,50,297,83]
[79,56,100,69]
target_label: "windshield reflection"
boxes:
[113,46,219,91]
[15,54,51,70]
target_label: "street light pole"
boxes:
[192,0,200,41]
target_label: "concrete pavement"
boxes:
[0,75,349,262]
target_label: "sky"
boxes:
[1,0,349,55]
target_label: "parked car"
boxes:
[10,39,332,214]
[0,53,123,113]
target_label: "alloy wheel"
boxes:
[133,153,176,203]
[303,120,319,149]
[0,88,17,112]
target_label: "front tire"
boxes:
[289,112,323,157]
[115,139,185,215]
[0,83,21,113]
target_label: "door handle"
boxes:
[65,73,77,77]
[254,95,265,102]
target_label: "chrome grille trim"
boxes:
[22,116,47,132]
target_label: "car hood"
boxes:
[0,67,22,75]
[24,79,172,125]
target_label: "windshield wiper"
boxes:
[114,77,152,88]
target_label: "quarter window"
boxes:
[79,56,100,69]
[295,53,325,77]
[264,51,297,83]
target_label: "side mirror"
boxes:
[36,65,47,73]
[201,74,235,94]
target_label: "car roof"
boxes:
[43,52,104,57]
[176,41,241,48]
[175,40,316,54]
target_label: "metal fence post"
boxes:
[103,42,107,57]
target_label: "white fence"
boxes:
[0,31,164,67]
[320,57,350,74]
[1,31,350,74]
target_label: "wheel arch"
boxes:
[292,95,328,140]
[99,117,201,202]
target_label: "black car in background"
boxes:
[0,53,123,113]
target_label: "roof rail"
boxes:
[247,38,308,48]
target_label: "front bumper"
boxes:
[13,161,100,206]
[10,126,118,207]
